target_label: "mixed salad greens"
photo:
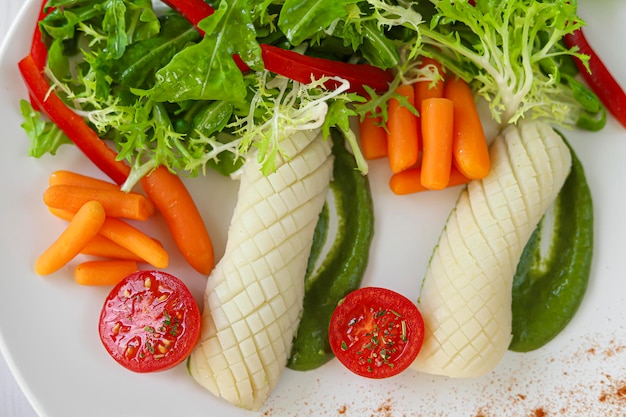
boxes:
[22,0,606,185]
[22,0,378,184]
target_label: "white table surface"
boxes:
[0,1,40,416]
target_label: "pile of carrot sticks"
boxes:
[359,58,491,195]
[35,170,169,285]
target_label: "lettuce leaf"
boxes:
[111,14,200,88]
[278,0,359,46]
[20,100,71,158]
[147,0,262,104]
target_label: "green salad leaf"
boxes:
[148,0,262,103]
[20,100,71,158]
[278,0,359,46]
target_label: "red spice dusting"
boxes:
[600,340,626,358]
[371,398,396,417]
[261,332,626,417]
[468,335,626,417]
[598,378,626,407]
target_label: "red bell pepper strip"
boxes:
[160,0,393,95]
[31,0,51,71]
[18,54,131,185]
[28,0,53,110]
[564,28,626,129]
[159,0,214,36]
[259,44,394,96]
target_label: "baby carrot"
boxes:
[389,165,470,195]
[358,111,388,160]
[48,207,82,222]
[444,77,490,179]
[420,97,455,190]
[141,166,214,275]
[43,184,155,221]
[99,218,169,269]
[49,208,168,269]
[49,170,119,191]
[35,200,106,275]
[414,57,445,109]
[74,260,138,286]
[80,234,146,261]
[387,84,419,173]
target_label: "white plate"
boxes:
[2,1,626,416]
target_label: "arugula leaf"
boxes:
[20,100,71,158]
[148,0,262,104]
[278,0,358,46]
[111,14,199,88]
[47,39,71,81]
[358,20,400,69]
[122,0,160,43]
[102,0,128,59]
[40,7,99,42]
[189,101,243,176]
[42,0,159,56]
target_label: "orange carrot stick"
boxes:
[43,184,155,221]
[389,165,470,195]
[387,84,419,173]
[49,208,168,269]
[48,207,82,222]
[414,57,445,110]
[141,166,214,275]
[358,111,388,160]
[98,218,169,269]
[35,200,106,275]
[80,234,146,261]
[420,97,455,190]
[444,77,490,179]
[74,260,138,286]
[49,170,120,191]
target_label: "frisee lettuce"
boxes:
[417,0,592,127]
[231,73,362,175]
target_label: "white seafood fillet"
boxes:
[411,119,572,378]
[189,129,333,409]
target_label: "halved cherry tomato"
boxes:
[98,270,201,373]
[328,287,424,379]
